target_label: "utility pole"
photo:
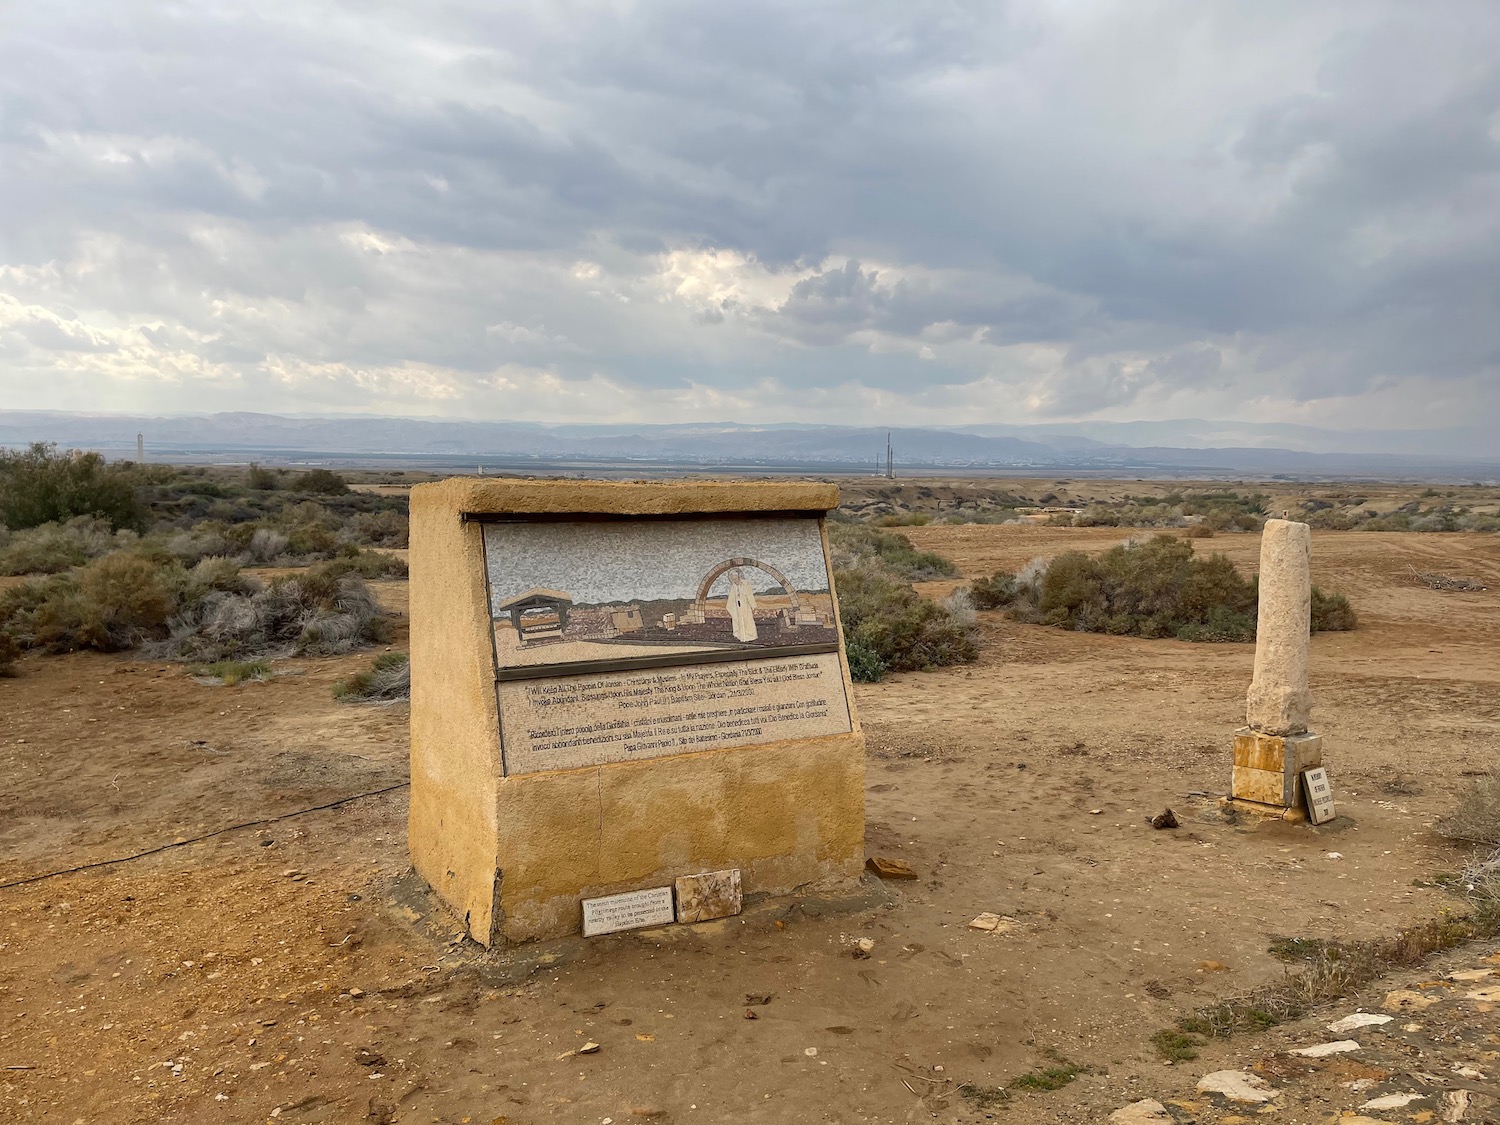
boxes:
[885,432,894,479]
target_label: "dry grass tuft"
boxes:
[1169,860,1500,1042]
[333,652,410,703]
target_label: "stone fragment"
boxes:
[1448,969,1494,982]
[967,913,1018,934]
[1108,1099,1172,1123]
[1327,1013,1392,1033]
[1196,1070,1278,1104]
[1245,519,1313,735]
[674,869,742,924]
[1384,990,1441,1012]
[866,856,917,880]
[1362,1093,1426,1110]
[855,938,875,954]
[1441,1090,1470,1122]
[1290,1040,1360,1057]
[1151,808,1179,829]
[1451,1065,1484,1079]
[1464,985,1500,1001]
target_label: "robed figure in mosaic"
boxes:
[727,569,758,642]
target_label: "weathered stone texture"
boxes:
[1246,518,1313,735]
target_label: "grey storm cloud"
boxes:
[1,1,1498,426]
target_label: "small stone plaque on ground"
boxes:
[582,887,676,937]
[675,868,742,923]
[1302,766,1335,824]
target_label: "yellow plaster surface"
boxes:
[408,477,864,945]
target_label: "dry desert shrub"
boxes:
[835,562,978,680]
[969,533,1357,642]
[192,658,273,686]
[827,522,957,580]
[0,552,391,661]
[825,523,975,682]
[1438,774,1500,846]
[0,552,252,653]
[0,515,138,575]
[334,652,410,702]
[151,560,392,663]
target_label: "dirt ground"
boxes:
[3,523,1499,1124]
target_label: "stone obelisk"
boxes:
[1230,519,1324,817]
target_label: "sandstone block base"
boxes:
[1222,797,1310,824]
[1230,728,1322,809]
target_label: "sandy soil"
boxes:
[2,530,1499,1124]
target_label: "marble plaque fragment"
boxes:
[1302,766,1335,824]
[675,868,742,924]
[582,887,675,937]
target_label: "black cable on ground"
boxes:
[0,781,411,892]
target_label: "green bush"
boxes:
[969,572,1019,610]
[1050,491,1267,532]
[0,443,145,531]
[0,630,18,676]
[1310,587,1358,632]
[834,564,978,675]
[828,523,957,580]
[294,469,350,495]
[844,640,888,683]
[246,463,280,490]
[983,534,1355,642]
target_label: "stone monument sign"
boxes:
[409,478,865,944]
[1230,517,1326,817]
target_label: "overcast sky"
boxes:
[2,2,1497,430]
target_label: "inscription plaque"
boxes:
[484,515,853,774]
[1302,766,1335,824]
[581,887,676,937]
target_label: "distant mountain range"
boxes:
[1,410,1496,481]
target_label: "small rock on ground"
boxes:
[1196,1070,1278,1104]
[1108,1098,1172,1124]
[1327,1012,1392,1033]
[1289,1039,1361,1057]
